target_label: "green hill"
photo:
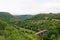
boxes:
[0,12,20,22]
[28,13,60,20]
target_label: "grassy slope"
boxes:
[0,19,38,40]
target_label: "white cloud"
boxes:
[0,0,60,15]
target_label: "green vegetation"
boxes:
[0,19,36,40]
[0,12,60,40]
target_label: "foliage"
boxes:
[0,12,60,40]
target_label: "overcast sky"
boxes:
[0,0,60,15]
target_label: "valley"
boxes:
[0,12,60,40]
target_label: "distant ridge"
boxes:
[28,13,60,20]
[15,15,32,20]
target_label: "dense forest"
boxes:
[0,12,60,40]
